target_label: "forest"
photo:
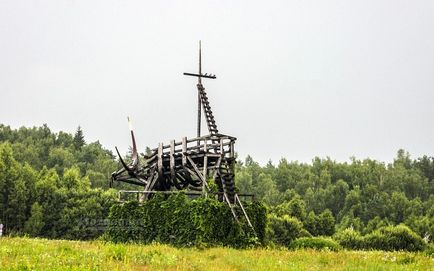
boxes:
[0,124,433,250]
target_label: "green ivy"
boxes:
[105,193,267,248]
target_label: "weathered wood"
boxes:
[182,137,187,166]
[203,141,208,197]
[213,156,222,180]
[224,192,238,223]
[170,140,175,182]
[157,143,163,177]
[235,194,253,229]
[187,156,209,190]
[111,47,255,232]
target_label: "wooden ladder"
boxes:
[198,85,219,135]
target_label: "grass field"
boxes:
[0,237,433,271]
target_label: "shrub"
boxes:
[299,228,312,238]
[363,225,425,252]
[290,237,341,251]
[334,228,364,250]
[303,210,336,236]
[105,193,267,248]
[266,215,303,247]
[316,209,335,236]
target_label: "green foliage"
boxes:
[363,225,426,252]
[302,209,335,236]
[273,196,306,221]
[290,237,341,251]
[0,125,118,239]
[73,126,86,150]
[336,225,426,252]
[105,194,266,248]
[24,202,44,236]
[266,215,303,247]
[245,201,267,243]
[236,152,434,246]
[1,123,434,250]
[425,243,434,257]
[334,228,364,250]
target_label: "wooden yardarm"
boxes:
[111,42,253,228]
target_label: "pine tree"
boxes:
[73,126,85,150]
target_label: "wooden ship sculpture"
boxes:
[110,43,253,228]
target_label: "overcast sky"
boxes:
[1,0,433,164]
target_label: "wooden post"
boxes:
[158,142,163,177]
[182,137,187,166]
[220,138,223,153]
[203,139,208,197]
[170,140,175,182]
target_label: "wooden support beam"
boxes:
[235,194,254,229]
[170,140,175,182]
[187,156,209,190]
[220,138,224,153]
[158,143,163,177]
[182,137,187,166]
[203,141,208,197]
[223,192,239,222]
[213,156,222,180]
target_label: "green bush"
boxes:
[105,193,266,248]
[266,215,303,247]
[245,201,267,243]
[299,228,312,238]
[334,228,364,250]
[290,237,341,251]
[425,243,434,257]
[363,225,426,252]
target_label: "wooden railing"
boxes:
[149,133,236,159]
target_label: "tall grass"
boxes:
[0,237,432,270]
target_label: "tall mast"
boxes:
[197,41,202,139]
[183,41,216,139]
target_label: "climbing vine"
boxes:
[105,193,267,247]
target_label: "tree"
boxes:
[73,126,85,150]
[6,178,28,230]
[316,209,335,236]
[24,202,45,236]
[389,192,409,224]
[325,179,349,216]
[236,170,253,194]
[0,143,23,230]
[47,147,75,174]
[304,211,317,235]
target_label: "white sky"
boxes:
[1,0,433,164]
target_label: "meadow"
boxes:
[0,237,433,271]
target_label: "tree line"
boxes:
[0,124,119,239]
[0,124,433,246]
[235,151,434,245]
